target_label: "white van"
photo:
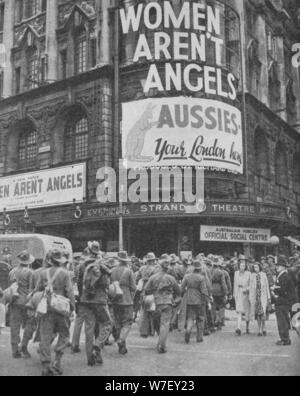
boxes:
[0,234,73,267]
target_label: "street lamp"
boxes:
[270,236,280,246]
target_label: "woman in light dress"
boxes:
[234,256,251,336]
[249,262,271,336]
[0,301,5,334]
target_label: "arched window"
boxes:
[254,129,270,179]
[293,155,300,193]
[28,46,39,89]
[65,110,89,162]
[74,29,87,75]
[18,129,38,169]
[275,142,288,187]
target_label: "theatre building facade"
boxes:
[0,0,300,258]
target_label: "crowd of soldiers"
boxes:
[0,242,299,376]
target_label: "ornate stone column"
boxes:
[2,0,15,97]
[45,0,58,82]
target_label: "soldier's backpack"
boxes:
[83,262,101,299]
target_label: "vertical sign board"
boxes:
[120,0,243,173]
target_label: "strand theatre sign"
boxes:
[0,163,86,212]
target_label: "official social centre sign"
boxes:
[0,163,86,212]
[120,0,243,173]
[200,226,271,244]
[122,97,243,173]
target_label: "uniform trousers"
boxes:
[153,305,173,349]
[275,305,291,343]
[113,305,134,342]
[39,312,70,364]
[10,304,36,354]
[81,303,112,361]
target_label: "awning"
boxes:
[284,237,300,247]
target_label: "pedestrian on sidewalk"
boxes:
[220,258,232,327]
[71,242,103,354]
[111,252,137,355]
[272,256,295,346]
[249,263,271,336]
[35,250,75,376]
[79,256,112,367]
[211,257,228,331]
[137,253,157,338]
[181,260,209,344]
[234,255,251,336]
[145,256,181,354]
[0,291,5,335]
[8,251,36,359]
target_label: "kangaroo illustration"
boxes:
[125,103,157,162]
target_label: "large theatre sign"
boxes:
[120,0,243,173]
[0,163,86,212]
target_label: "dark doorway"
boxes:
[130,221,178,258]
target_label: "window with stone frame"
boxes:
[293,154,300,193]
[268,62,280,112]
[15,0,23,23]
[74,29,87,75]
[254,129,270,180]
[0,2,5,33]
[18,129,38,169]
[27,46,39,89]
[247,39,261,96]
[65,111,89,162]
[275,142,289,187]
[26,0,39,19]
[0,70,3,99]
[286,79,296,125]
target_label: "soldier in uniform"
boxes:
[136,253,157,338]
[211,257,228,331]
[181,260,209,344]
[220,258,232,327]
[111,252,137,355]
[79,255,112,367]
[35,250,75,376]
[71,242,102,353]
[272,255,295,346]
[9,251,35,359]
[145,257,181,354]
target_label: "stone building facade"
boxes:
[0,0,299,257]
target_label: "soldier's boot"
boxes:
[157,344,167,354]
[94,346,103,365]
[12,346,22,359]
[196,325,204,343]
[185,332,191,344]
[52,352,64,376]
[21,345,31,359]
[246,321,250,334]
[118,340,128,355]
[42,363,54,377]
